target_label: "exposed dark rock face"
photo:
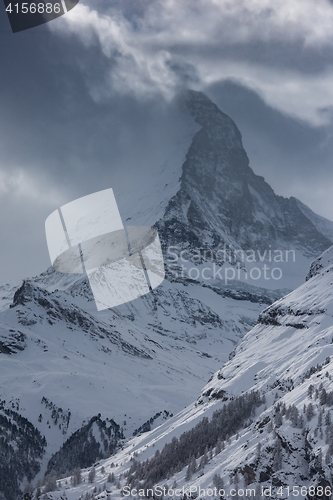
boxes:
[157,90,333,257]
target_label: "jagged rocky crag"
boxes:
[158,91,333,257]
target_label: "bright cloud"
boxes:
[0,168,66,207]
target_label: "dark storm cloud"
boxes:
[0,22,186,192]
[0,12,190,281]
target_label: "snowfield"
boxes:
[43,245,333,500]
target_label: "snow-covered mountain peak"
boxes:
[156,91,333,292]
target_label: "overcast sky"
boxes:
[1,0,333,283]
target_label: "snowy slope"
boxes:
[0,272,264,480]
[44,244,333,500]
[110,110,200,228]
